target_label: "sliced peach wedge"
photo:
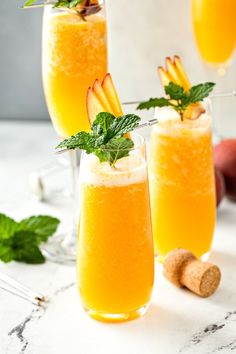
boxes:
[174,56,191,92]
[86,74,132,138]
[102,74,123,117]
[86,73,123,125]
[92,79,113,113]
[86,87,106,125]
[158,56,205,120]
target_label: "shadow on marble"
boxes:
[209,249,236,271]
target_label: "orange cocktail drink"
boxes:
[77,135,154,322]
[42,5,107,138]
[192,0,236,65]
[150,104,216,260]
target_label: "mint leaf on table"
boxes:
[11,231,45,264]
[137,81,215,119]
[0,214,60,264]
[18,215,60,243]
[56,112,141,166]
[0,243,15,263]
[0,214,18,239]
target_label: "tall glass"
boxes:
[77,134,154,322]
[150,102,216,262]
[42,1,107,263]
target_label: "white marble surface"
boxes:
[1,121,236,354]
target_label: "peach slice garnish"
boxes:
[92,79,113,112]
[102,74,123,117]
[183,103,205,120]
[87,74,131,138]
[165,57,183,87]
[86,87,106,125]
[158,56,204,120]
[158,67,172,87]
[173,55,191,92]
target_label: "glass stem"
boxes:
[62,149,80,249]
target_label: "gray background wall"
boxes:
[0,0,236,135]
[0,0,48,120]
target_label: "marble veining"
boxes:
[180,310,236,353]
[8,308,45,354]
[7,282,76,354]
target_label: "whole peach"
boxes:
[214,139,236,201]
[214,167,225,207]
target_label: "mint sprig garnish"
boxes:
[0,214,60,264]
[56,112,141,166]
[24,0,83,8]
[23,0,101,19]
[137,82,215,119]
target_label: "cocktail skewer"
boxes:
[0,272,46,306]
[56,89,236,154]
[122,90,236,106]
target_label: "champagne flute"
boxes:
[191,0,236,139]
[41,1,107,264]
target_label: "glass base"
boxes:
[41,233,77,265]
[84,303,149,323]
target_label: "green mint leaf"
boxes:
[105,137,134,165]
[0,213,60,264]
[18,215,60,243]
[23,0,37,6]
[106,114,141,140]
[186,82,215,104]
[92,112,116,137]
[0,214,18,239]
[12,231,45,264]
[57,132,98,152]
[68,0,83,8]
[54,1,70,8]
[94,137,134,166]
[164,82,185,100]
[56,112,141,165]
[0,241,15,263]
[23,0,97,17]
[137,97,170,110]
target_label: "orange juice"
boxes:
[77,145,154,322]
[192,0,236,65]
[150,106,216,260]
[42,10,107,138]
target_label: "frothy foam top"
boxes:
[79,154,147,186]
[153,105,211,136]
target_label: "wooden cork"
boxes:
[163,249,221,297]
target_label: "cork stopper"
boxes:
[163,249,221,297]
